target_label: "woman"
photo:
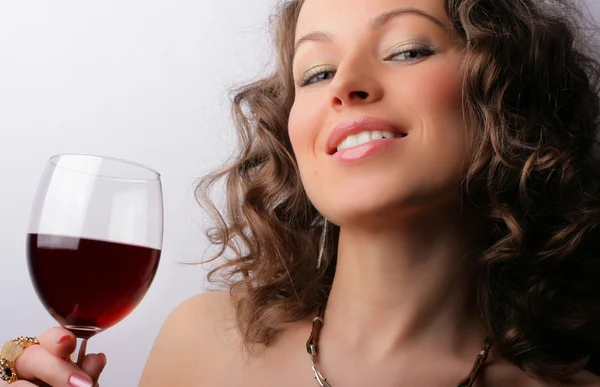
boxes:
[3,0,600,385]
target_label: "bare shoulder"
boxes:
[534,371,600,387]
[480,357,600,387]
[562,371,600,387]
[139,290,242,386]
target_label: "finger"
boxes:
[81,353,106,383]
[15,345,94,387]
[38,327,77,359]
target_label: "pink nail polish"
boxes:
[69,374,93,387]
[57,334,71,344]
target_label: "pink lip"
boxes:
[326,116,407,156]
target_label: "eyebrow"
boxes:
[371,7,446,30]
[294,8,448,55]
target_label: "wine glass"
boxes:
[26,154,163,365]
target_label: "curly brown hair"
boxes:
[196,0,600,381]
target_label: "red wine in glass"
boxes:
[28,155,163,365]
[27,234,161,339]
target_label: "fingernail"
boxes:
[57,334,72,344]
[69,374,93,387]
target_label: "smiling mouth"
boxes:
[332,130,407,154]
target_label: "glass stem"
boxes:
[72,337,88,367]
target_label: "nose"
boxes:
[329,54,384,109]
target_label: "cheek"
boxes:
[288,95,325,161]
[403,58,470,175]
[411,60,463,115]
[409,58,465,143]
[287,101,315,181]
[288,97,331,205]
[287,104,303,152]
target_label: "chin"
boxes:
[315,186,463,229]
[319,195,418,228]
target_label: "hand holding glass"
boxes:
[26,155,163,364]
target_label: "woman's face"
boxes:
[288,0,467,226]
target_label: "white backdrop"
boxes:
[0,0,276,386]
[1,1,599,386]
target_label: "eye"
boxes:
[388,45,436,63]
[300,67,336,87]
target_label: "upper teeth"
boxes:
[337,131,401,151]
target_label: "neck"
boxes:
[323,204,486,359]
